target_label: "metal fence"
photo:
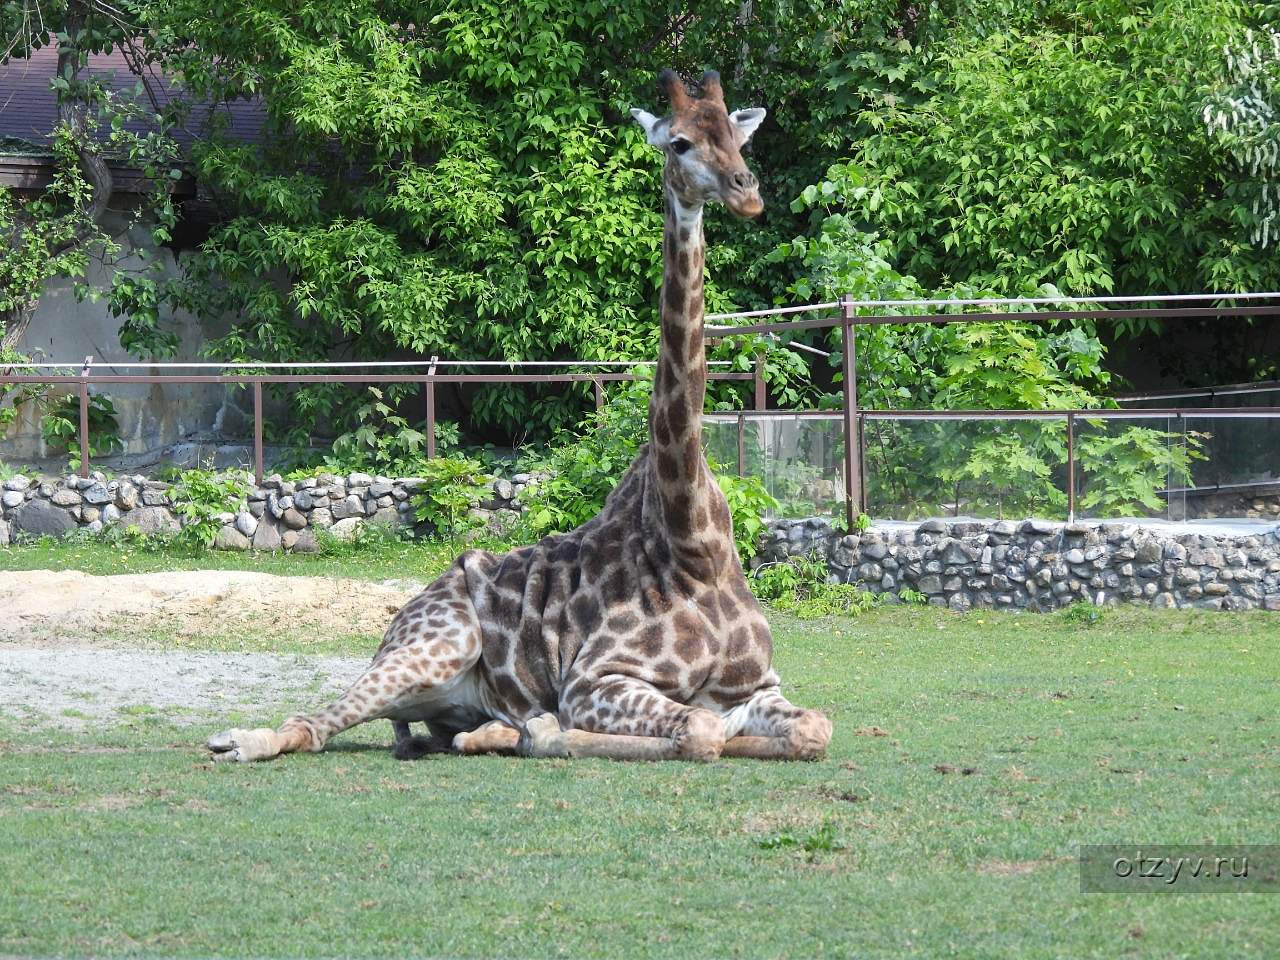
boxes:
[5,292,1280,525]
[0,357,763,484]
[704,293,1280,525]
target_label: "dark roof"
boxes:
[0,43,264,159]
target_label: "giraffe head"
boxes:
[630,69,765,219]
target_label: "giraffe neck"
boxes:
[648,182,718,554]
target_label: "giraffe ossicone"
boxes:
[207,68,834,764]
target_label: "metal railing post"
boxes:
[840,295,861,529]
[78,355,92,478]
[425,356,438,460]
[1066,412,1076,523]
[252,380,264,485]
[737,412,746,476]
[753,353,766,410]
[594,378,604,412]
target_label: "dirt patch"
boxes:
[0,646,369,730]
[0,569,419,646]
[0,569,427,731]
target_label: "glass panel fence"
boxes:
[862,417,1067,520]
[1180,414,1280,520]
[703,414,845,519]
[1072,416,1186,521]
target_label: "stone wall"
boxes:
[6,466,1280,613]
[0,470,542,551]
[1,212,234,461]
[760,517,1280,612]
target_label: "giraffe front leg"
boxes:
[521,675,726,761]
[718,686,832,760]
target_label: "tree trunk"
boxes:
[56,1,114,243]
[1,300,37,353]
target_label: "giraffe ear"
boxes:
[630,108,668,149]
[729,108,766,143]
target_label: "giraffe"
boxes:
[206,69,833,764]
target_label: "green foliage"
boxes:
[514,379,650,536]
[39,392,122,467]
[843,0,1276,302]
[327,386,428,475]
[757,820,847,861]
[1060,601,1107,626]
[409,456,493,539]
[715,472,778,564]
[0,2,183,351]
[168,467,251,548]
[750,552,882,618]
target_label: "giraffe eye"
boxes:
[670,138,693,155]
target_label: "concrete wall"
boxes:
[1,210,238,463]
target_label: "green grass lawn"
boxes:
[1,541,1279,957]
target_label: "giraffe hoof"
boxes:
[521,713,568,758]
[206,728,278,762]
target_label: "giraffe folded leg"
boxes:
[521,674,726,761]
[718,686,832,760]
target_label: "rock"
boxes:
[49,488,81,507]
[310,507,333,529]
[1064,548,1085,565]
[0,518,8,545]
[101,504,121,524]
[281,507,308,530]
[214,525,251,551]
[249,501,265,519]
[369,481,395,498]
[80,506,100,524]
[141,489,170,507]
[267,493,285,520]
[235,512,259,537]
[862,542,889,561]
[252,519,282,551]
[2,490,25,508]
[332,495,364,520]
[10,499,77,538]
[917,574,943,594]
[328,517,364,542]
[291,529,319,553]
[82,482,111,505]
[346,472,374,487]
[128,506,181,536]
[3,476,31,492]
[281,530,300,550]
[293,490,314,510]
[917,519,949,534]
[115,482,138,510]
[1022,519,1058,535]
[493,478,515,501]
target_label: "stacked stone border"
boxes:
[760,517,1280,612]
[0,471,542,552]
[5,470,1280,611]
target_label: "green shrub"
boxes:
[168,467,251,548]
[750,551,882,619]
[40,392,122,468]
[409,455,493,540]
[715,472,778,565]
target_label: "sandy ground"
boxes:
[0,569,423,730]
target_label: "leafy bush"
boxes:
[715,472,778,564]
[409,455,493,540]
[514,380,650,536]
[168,467,251,547]
[750,552,882,619]
[40,392,123,468]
